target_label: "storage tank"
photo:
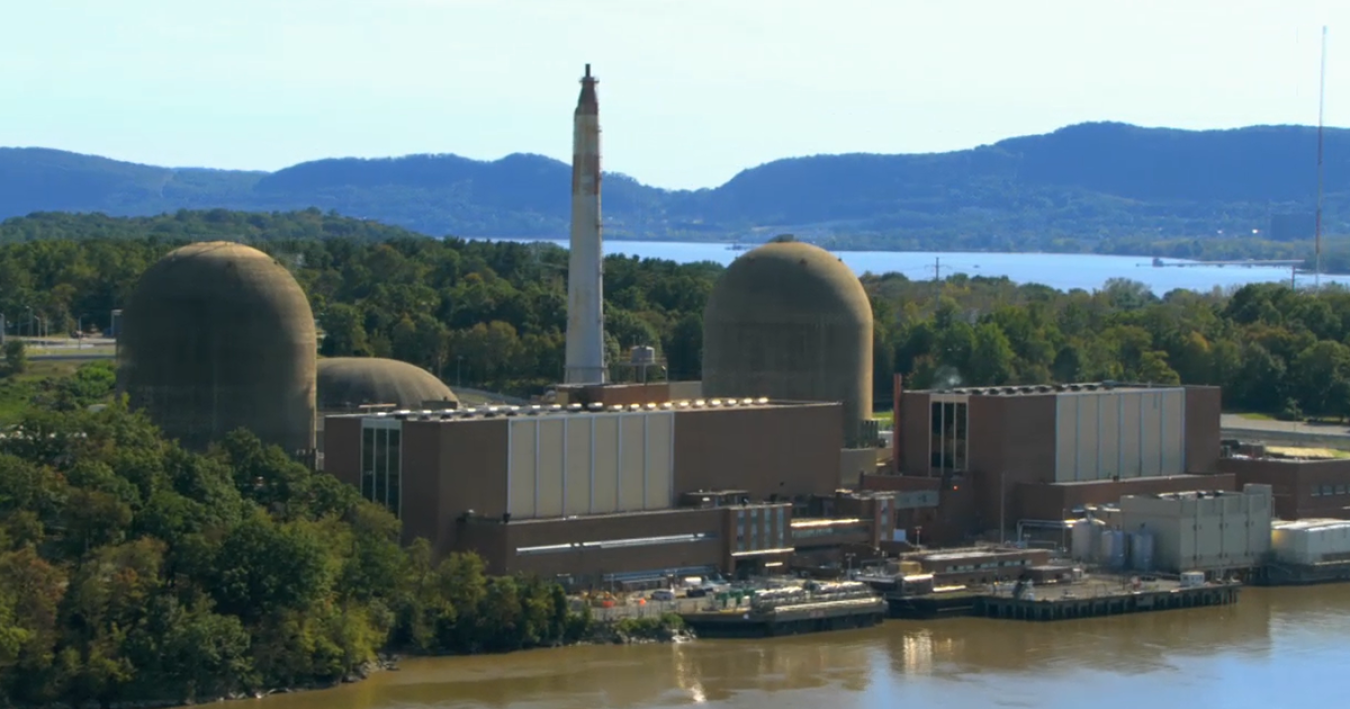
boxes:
[1071,518,1104,562]
[703,240,873,447]
[1099,529,1127,570]
[117,242,317,453]
[1130,530,1155,573]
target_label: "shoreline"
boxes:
[31,619,693,709]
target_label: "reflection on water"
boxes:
[255,586,1350,709]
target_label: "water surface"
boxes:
[257,586,1348,709]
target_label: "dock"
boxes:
[681,597,887,638]
[679,581,887,638]
[875,574,1241,622]
[1255,559,1350,586]
[975,578,1241,621]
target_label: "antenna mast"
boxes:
[1315,25,1328,291]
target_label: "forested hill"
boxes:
[3,122,1349,256]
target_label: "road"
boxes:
[1220,413,1350,450]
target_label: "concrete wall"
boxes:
[1053,389,1186,482]
[505,412,674,519]
[456,507,729,579]
[1185,386,1222,473]
[1016,474,1238,521]
[672,403,842,501]
[1120,485,1273,572]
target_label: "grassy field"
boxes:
[0,360,86,424]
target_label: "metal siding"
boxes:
[646,412,675,509]
[1076,394,1099,481]
[507,419,538,517]
[592,416,620,514]
[1054,395,1076,482]
[1163,389,1186,474]
[619,415,646,511]
[1099,392,1120,480]
[565,416,592,516]
[536,419,565,518]
[1120,392,1142,478]
[1138,392,1162,477]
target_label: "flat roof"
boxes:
[330,398,834,423]
[918,381,1186,398]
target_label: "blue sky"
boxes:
[2,0,1346,189]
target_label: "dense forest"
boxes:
[3,123,1350,264]
[0,400,610,706]
[1,209,1349,420]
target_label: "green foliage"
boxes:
[2,340,24,376]
[0,403,589,706]
[0,214,714,395]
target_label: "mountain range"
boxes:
[2,122,1346,255]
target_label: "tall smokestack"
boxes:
[565,63,607,384]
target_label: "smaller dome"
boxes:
[317,358,457,411]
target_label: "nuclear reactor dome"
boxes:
[702,241,873,446]
[317,358,457,411]
[117,241,317,452]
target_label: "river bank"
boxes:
[28,615,691,709]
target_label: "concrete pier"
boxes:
[680,597,887,638]
[976,580,1241,621]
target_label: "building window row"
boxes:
[736,507,788,553]
[360,425,402,518]
[516,532,718,556]
[1312,484,1350,497]
[792,524,870,540]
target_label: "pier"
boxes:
[679,581,887,638]
[874,574,1242,622]
[975,578,1241,621]
[1151,257,1303,269]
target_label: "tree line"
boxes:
[0,402,599,707]
[1,210,1349,418]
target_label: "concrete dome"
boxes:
[317,357,457,411]
[702,241,874,446]
[117,241,317,452]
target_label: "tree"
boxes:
[3,340,25,376]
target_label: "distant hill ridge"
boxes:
[2,122,1347,252]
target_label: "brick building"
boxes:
[324,398,894,585]
[869,380,1226,545]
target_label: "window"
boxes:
[929,400,969,472]
[360,423,403,518]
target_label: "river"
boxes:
[489,239,1349,294]
[256,585,1347,709]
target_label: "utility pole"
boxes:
[934,257,942,282]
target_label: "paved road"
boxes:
[1220,414,1350,437]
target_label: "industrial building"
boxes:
[117,242,318,453]
[1119,485,1273,573]
[869,380,1225,545]
[322,398,899,583]
[1215,445,1350,520]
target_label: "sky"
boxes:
[2,0,1348,189]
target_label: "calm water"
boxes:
[492,238,1349,294]
[258,586,1348,709]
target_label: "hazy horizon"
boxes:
[4,0,1346,189]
